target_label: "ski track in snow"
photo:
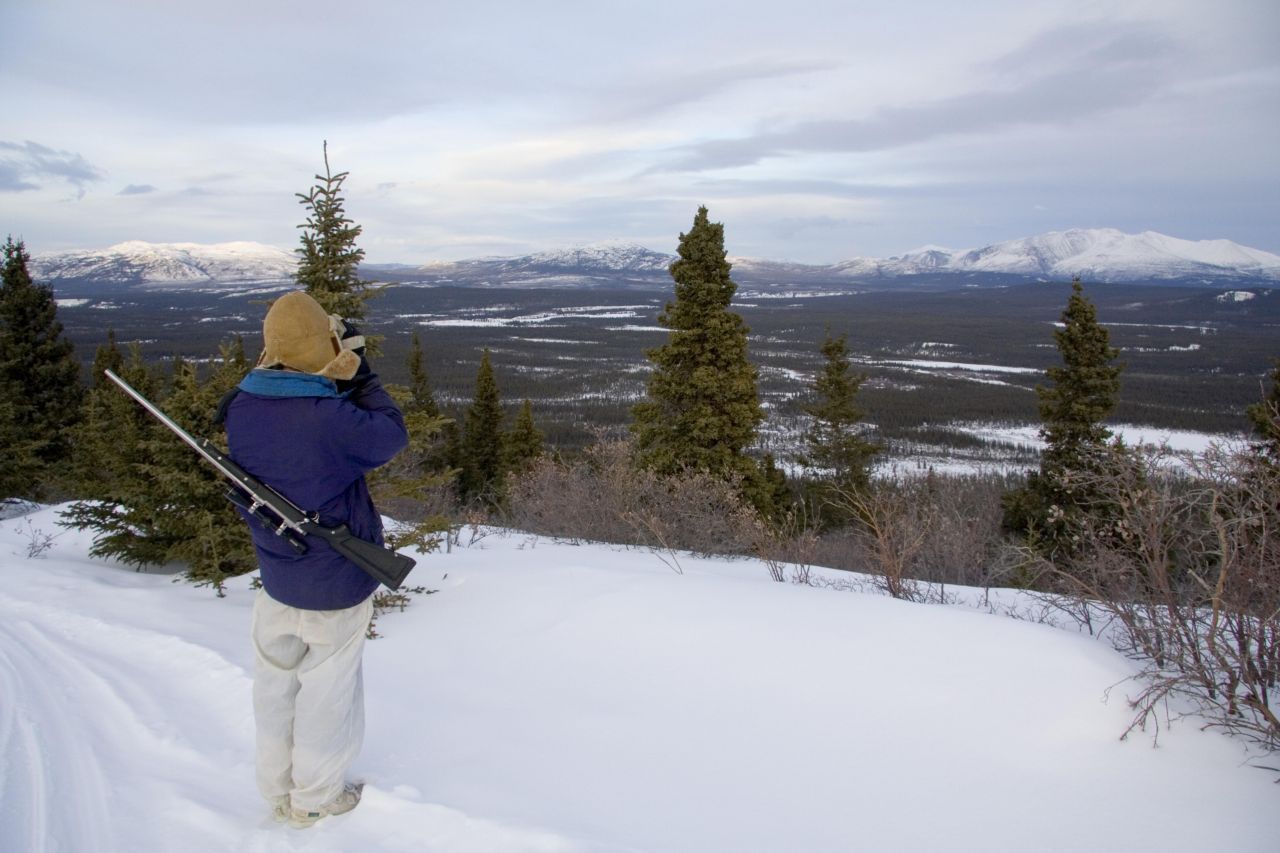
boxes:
[0,591,256,852]
[0,578,626,853]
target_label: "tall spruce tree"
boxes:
[295,141,373,323]
[458,349,506,505]
[1003,278,1123,556]
[801,330,878,495]
[1246,359,1280,462]
[631,206,764,494]
[0,237,84,498]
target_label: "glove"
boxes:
[330,314,373,393]
[329,314,367,356]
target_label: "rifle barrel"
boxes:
[103,368,415,590]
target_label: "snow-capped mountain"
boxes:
[519,242,674,273]
[31,230,1280,291]
[33,241,297,285]
[833,229,1280,283]
[383,242,677,288]
[829,246,957,278]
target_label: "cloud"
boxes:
[118,183,157,195]
[580,58,837,125]
[651,21,1181,173]
[0,162,40,192]
[0,140,104,197]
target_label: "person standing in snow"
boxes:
[220,290,408,828]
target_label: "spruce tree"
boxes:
[459,349,506,505]
[406,332,441,418]
[0,237,84,498]
[0,381,42,501]
[62,344,174,566]
[504,399,545,473]
[63,340,258,593]
[1246,359,1280,462]
[801,330,878,495]
[295,141,373,323]
[409,329,463,494]
[61,331,125,497]
[149,340,258,592]
[631,206,764,492]
[372,333,455,553]
[1003,278,1123,556]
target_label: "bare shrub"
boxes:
[1052,441,1280,748]
[744,509,819,584]
[911,474,1010,588]
[11,517,61,559]
[796,474,1010,599]
[827,480,931,599]
[504,436,760,560]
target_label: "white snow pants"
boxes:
[251,589,374,810]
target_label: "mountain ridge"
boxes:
[31,229,1280,290]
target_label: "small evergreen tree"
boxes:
[504,399,545,473]
[398,330,453,476]
[92,328,125,376]
[801,330,878,495]
[631,206,765,503]
[757,453,792,519]
[151,340,258,592]
[458,349,507,506]
[372,333,456,553]
[61,330,125,497]
[0,237,84,498]
[1003,278,1123,557]
[63,340,258,594]
[62,344,174,566]
[1246,359,1280,462]
[295,141,373,324]
[0,379,42,501]
[406,332,441,418]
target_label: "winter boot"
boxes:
[289,783,364,829]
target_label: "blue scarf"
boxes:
[238,368,341,399]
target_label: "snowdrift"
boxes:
[1,505,1275,852]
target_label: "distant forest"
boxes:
[52,279,1279,462]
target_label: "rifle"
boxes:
[104,369,416,591]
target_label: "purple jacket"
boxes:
[224,368,408,610]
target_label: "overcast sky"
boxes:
[2,0,1277,264]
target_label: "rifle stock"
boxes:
[104,369,415,591]
[301,521,416,590]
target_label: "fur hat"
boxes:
[257,291,360,381]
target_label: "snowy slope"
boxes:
[2,504,1275,853]
[950,229,1280,281]
[830,229,1280,282]
[521,242,674,273]
[32,241,297,285]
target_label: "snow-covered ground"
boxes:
[951,422,1245,456]
[870,423,1245,480]
[2,504,1276,853]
